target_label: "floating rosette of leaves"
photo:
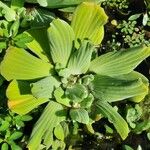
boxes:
[0,2,150,150]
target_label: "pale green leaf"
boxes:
[89,74,148,102]
[54,124,65,141]
[25,28,51,62]
[31,76,60,99]
[52,140,66,150]
[89,46,150,77]
[6,80,48,115]
[0,47,52,81]
[116,71,149,102]
[54,87,71,107]
[0,1,16,21]
[71,2,108,45]
[60,40,94,77]
[47,18,74,68]
[128,14,141,21]
[143,13,148,26]
[66,83,88,102]
[70,108,89,124]
[95,100,129,140]
[28,101,66,150]
[36,0,103,8]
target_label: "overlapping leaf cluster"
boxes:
[0,1,150,150]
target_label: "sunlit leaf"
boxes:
[6,80,48,115]
[116,71,149,102]
[28,101,66,150]
[71,2,108,46]
[0,47,52,81]
[54,124,65,141]
[31,76,60,99]
[0,1,16,21]
[89,74,147,102]
[95,100,129,140]
[89,46,150,77]
[60,40,94,77]
[47,19,74,68]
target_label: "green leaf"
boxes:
[36,0,102,8]
[28,101,66,150]
[10,142,22,150]
[0,42,7,52]
[80,94,94,108]
[30,8,55,27]
[134,121,150,134]
[123,145,134,150]
[25,28,51,62]
[6,80,49,115]
[13,33,33,48]
[1,143,9,150]
[60,40,94,77]
[126,105,142,128]
[31,76,60,99]
[143,13,148,26]
[0,1,16,21]
[54,124,65,141]
[0,121,9,131]
[89,74,147,102]
[9,19,20,37]
[89,46,150,77]
[117,71,149,103]
[52,140,66,150]
[20,115,32,121]
[128,14,141,21]
[71,2,108,46]
[54,87,71,107]
[0,47,52,81]
[66,84,88,102]
[70,108,89,124]
[11,0,25,9]
[9,131,23,140]
[47,18,74,68]
[95,100,129,140]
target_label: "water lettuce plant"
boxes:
[0,1,150,150]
